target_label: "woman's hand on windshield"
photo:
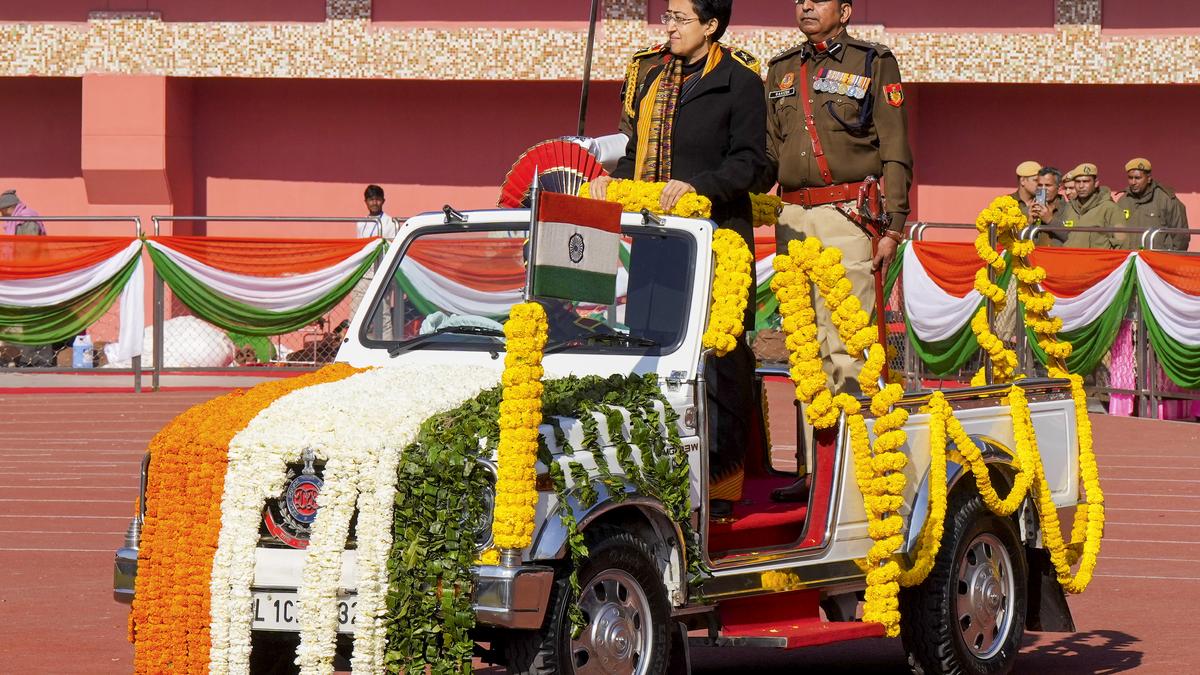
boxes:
[660,179,696,211]
[589,175,613,202]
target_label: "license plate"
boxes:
[251,589,357,634]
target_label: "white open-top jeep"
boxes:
[116,207,1084,674]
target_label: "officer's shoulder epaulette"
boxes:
[768,43,805,66]
[631,43,667,61]
[724,45,760,74]
[843,35,893,56]
[623,44,667,118]
[1158,183,1178,199]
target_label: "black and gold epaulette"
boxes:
[623,43,667,118]
[632,43,667,60]
[724,44,760,74]
[768,43,806,66]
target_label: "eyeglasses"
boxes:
[660,12,698,26]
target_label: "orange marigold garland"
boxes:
[129,363,363,674]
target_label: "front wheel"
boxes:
[900,490,1028,675]
[502,528,672,674]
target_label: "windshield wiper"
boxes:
[388,325,506,357]
[544,333,660,355]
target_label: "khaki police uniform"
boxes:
[1061,164,1126,249]
[765,31,913,393]
[1117,159,1190,251]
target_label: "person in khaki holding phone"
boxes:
[1061,163,1126,249]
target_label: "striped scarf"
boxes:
[634,43,723,182]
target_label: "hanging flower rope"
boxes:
[903,196,1106,597]
[703,228,755,356]
[491,301,549,551]
[969,196,1027,386]
[770,236,909,637]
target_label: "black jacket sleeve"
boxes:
[687,68,769,203]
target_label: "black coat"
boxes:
[613,51,768,247]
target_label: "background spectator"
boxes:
[1061,163,1125,249]
[1117,158,1190,252]
[350,184,399,336]
[1010,160,1042,219]
[1060,169,1077,202]
[0,190,45,235]
[1033,166,1067,246]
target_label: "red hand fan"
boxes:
[498,139,608,208]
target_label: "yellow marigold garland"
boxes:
[961,195,1104,593]
[579,178,783,227]
[579,179,712,219]
[492,301,549,551]
[969,195,1027,386]
[703,228,754,356]
[128,363,364,674]
[771,235,909,637]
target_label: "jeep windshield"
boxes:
[361,224,695,355]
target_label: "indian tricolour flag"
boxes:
[531,190,622,305]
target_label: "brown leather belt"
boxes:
[781,181,867,208]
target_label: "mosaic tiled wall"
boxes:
[3,0,1198,84]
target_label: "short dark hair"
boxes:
[691,0,732,42]
[364,184,385,200]
[1038,167,1062,185]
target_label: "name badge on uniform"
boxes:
[769,87,796,100]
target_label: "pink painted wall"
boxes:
[649,0,1056,29]
[0,1,325,23]
[1103,1,1200,29]
[372,0,593,23]
[189,77,622,236]
[0,77,93,234]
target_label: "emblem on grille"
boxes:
[263,449,323,549]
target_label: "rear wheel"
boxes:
[900,490,1028,675]
[502,528,672,674]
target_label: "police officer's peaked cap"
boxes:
[1015,161,1042,178]
[1071,163,1098,178]
[1125,157,1152,173]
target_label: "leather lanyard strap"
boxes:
[799,61,834,186]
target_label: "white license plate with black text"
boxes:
[251,589,357,633]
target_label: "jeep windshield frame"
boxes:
[358,222,697,358]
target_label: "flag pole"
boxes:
[525,171,541,301]
[576,0,601,136]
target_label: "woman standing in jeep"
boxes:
[588,0,767,514]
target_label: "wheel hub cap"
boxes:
[955,532,1016,660]
[570,569,653,675]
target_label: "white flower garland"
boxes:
[209,364,500,675]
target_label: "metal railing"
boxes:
[147,216,382,390]
[0,216,145,391]
[902,222,1200,419]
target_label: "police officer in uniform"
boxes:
[765,0,913,396]
[1118,158,1190,251]
[1061,163,1125,249]
[764,0,912,503]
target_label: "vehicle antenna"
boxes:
[576,0,601,136]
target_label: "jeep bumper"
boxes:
[115,548,554,631]
[471,564,555,629]
[114,546,138,603]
